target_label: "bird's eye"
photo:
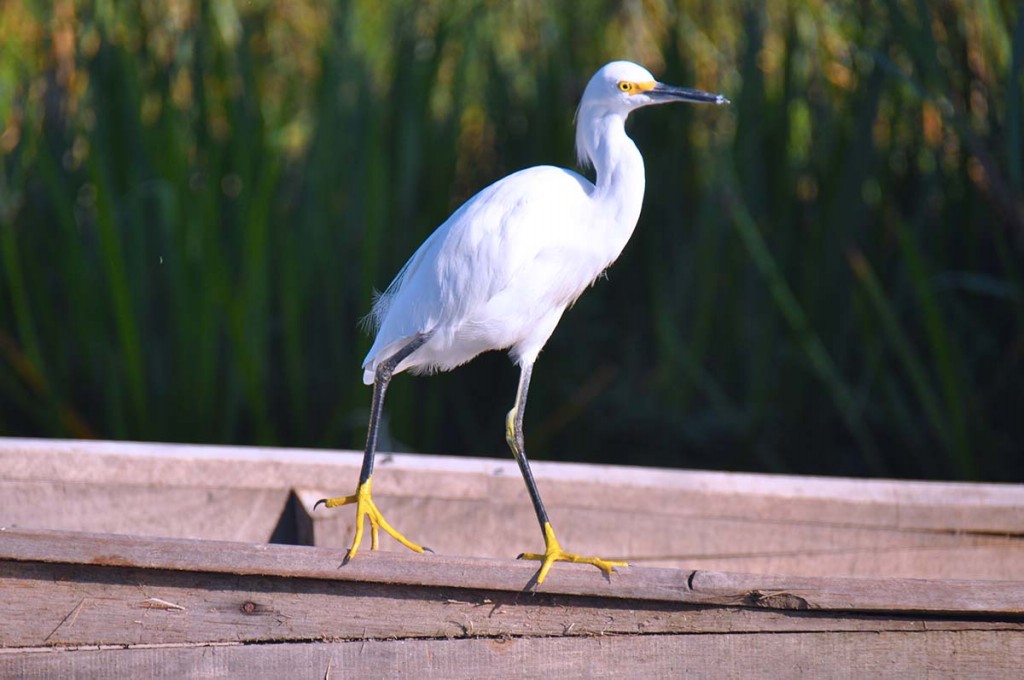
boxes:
[617,81,633,93]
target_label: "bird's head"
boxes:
[581,60,730,113]
[575,61,729,169]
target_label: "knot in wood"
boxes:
[745,590,810,611]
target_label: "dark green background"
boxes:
[1,1,1021,481]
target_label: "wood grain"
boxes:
[3,529,1023,615]
[4,438,1021,531]
[5,632,1024,679]
[2,438,1022,580]
[2,435,1023,676]
[1,480,289,543]
[7,558,1021,650]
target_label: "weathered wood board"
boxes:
[9,633,1024,680]
[2,529,1023,679]
[3,438,1024,678]
[1,438,1022,579]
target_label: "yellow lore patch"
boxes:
[617,80,656,94]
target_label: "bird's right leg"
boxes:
[507,363,627,584]
[314,333,431,563]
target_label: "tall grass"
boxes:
[0,1,1020,481]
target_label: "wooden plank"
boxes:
[6,559,1021,649]
[4,440,1022,674]
[3,529,1023,616]
[3,438,1023,580]
[0,481,289,543]
[3,438,1022,532]
[296,490,1024,581]
[5,474,1020,580]
[5,631,1024,679]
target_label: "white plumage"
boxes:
[360,61,727,384]
[319,60,728,585]
[363,165,626,383]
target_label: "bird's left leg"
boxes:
[315,333,431,562]
[507,363,627,584]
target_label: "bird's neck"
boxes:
[586,113,646,234]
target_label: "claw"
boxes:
[519,522,626,584]
[315,478,426,560]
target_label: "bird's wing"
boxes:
[362,166,595,376]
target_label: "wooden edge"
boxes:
[2,528,1022,616]
[3,437,1023,507]
[6,633,1024,678]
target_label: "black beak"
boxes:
[650,83,730,105]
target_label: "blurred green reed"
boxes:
[0,1,1021,481]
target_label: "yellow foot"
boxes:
[313,478,428,562]
[518,522,627,584]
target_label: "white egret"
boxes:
[316,61,729,584]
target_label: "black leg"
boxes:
[508,361,628,584]
[357,332,430,487]
[504,363,552,532]
[314,332,432,559]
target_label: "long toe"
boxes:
[314,493,359,510]
[366,500,427,554]
[520,548,628,584]
[318,482,427,560]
